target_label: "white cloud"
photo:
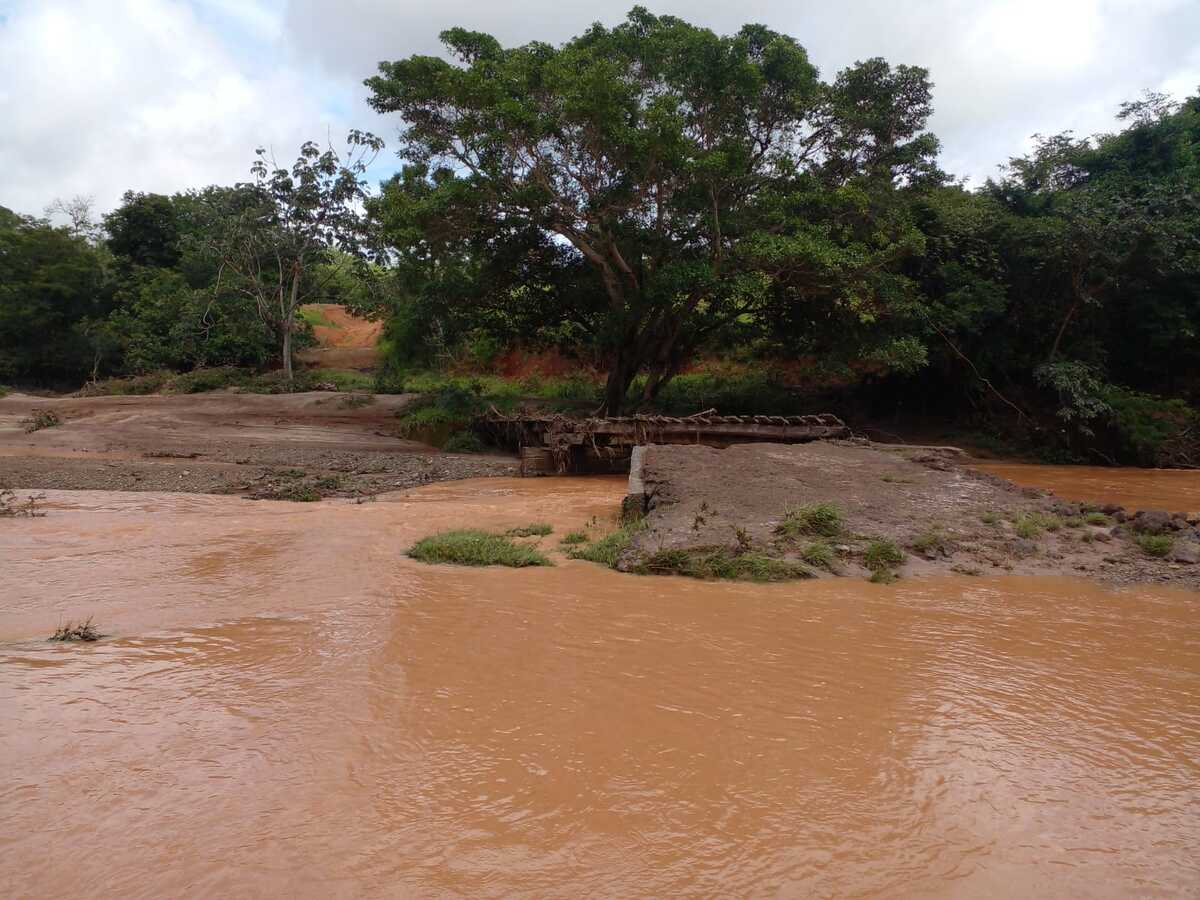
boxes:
[0,0,342,216]
[2,0,1198,217]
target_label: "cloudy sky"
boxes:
[2,0,1198,218]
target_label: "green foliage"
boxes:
[864,539,904,573]
[776,503,845,539]
[1012,512,1062,538]
[637,548,812,582]
[800,541,836,571]
[559,531,588,546]
[1134,534,1174,558]
[567,522,645,568]
[1085,512,1111,526]
[368,9,939,413]
[442,430,484,453]
[408,529,552,567]
[0,210,109,383]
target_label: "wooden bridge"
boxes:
[478,410,850,475]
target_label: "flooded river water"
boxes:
[2,474,1199,898]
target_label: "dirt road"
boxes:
[296,303,382,370]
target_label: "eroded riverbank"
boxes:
[2,476,1199,898]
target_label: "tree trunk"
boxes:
[600,353,638,417]
[282,325,293,387]
[283,266,302,389]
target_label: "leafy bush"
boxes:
[443,430,485,453]
[408,529,552,567]
[1100,387,1200,467]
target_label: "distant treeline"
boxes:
[1,9,1197,464]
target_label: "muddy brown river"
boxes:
[2,473,1199,898]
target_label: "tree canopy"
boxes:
[366,7,941,412]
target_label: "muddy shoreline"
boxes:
[621,442,1200,590]
[0,390,517,498]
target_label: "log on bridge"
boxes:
[479,410,850,475]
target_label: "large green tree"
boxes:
[367,7,940,412]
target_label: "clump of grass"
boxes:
[21,409,61,433]
[980,511,1001,525]
[49,617,100,642]
[775,502,844,539]
[409,529,552,567]
[1085,512,1111,526]
[313,475,344,492]
[1134,533,1174,558]
[506,523,552,537]
[1013,512,1061,538]
[0,485,46,518]
[1064,516,1084,528]
[637,548,812,582]
[800,540,836,571]
[864,539,905,575]
[911,528,952,558]
[869,569,898,584]
[568,521,645,568]
[559,530,588,546]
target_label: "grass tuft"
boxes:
[864,539,905,574]
[1134,533,1174,558]
[409,529,552,567]
[1085,512,1111,526]
[636,548,812,582]
[800,540,836,571]
[559,530,588,546]
[775,502,844,539]
[568,521,645,568]
[506,523,552,537]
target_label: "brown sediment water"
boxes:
[974,460,1200,512]
[2,476,1199,898]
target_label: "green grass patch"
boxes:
[1085,512,1111,526]
[506,523,552,537]
[800,540,836,571]
[409,529,552,567]
[568,521,645,568]
[864,539,905,573]
[776,502,844,539]
[1013,512,1062,538]
[559,530,588,546]
[1134,533,1174,558]
[636,548,812,582]
[297,306,336,329]
[980,511,1001,525]
[1064,516,1084,528]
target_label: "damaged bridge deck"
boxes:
[480,410,850,475]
